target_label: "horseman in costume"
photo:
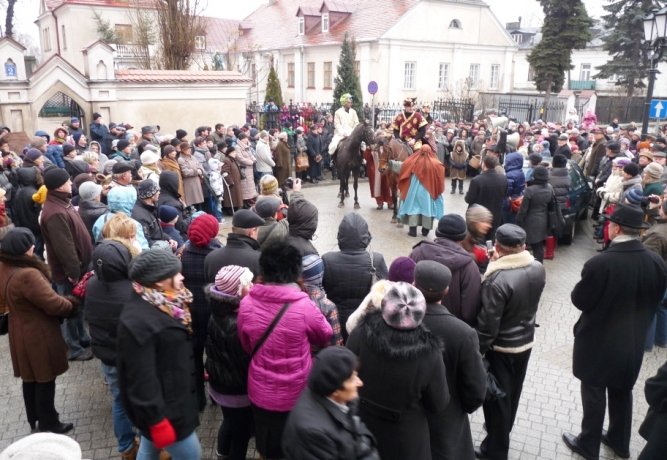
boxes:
[392,98,428,151]
[328,93,360,159]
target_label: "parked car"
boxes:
[523,158,592,244]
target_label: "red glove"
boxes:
[149,418,176,449]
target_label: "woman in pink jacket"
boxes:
[237,242,332,459]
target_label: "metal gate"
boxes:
[38,92,85,120]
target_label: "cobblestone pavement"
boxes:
[0,177,664,459]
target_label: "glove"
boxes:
[149,418,176,449]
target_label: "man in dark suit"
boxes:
[465,155,508,239]
[563,205,666,460]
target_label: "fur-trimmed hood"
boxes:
[356,310,442,360]
[483,250,534,279]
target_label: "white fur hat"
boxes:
[0,433,82,460]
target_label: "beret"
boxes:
[387,256,416,283]
[140,151,160,165]
[381,282,427,330]
[495,224,526,246]
[232,209,265,229]
[25,148,43,162]
[0,227,35,255]
[414,260,452,293]
[112,161,133,174]
[308,346,358,397]
[78,181,103,201]
[254,197,282,218]
[129,249,181,286]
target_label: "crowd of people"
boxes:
[0,100,665,460]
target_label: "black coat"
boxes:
[117,294,199,441]
[554,144,571,159]
[322,214,388,339]
[11,168,42,236]
[571,239,666,389]
[516,183,553,244]
[157,172,189,238]
[131,201,167,247]
[282,390,379,460]
[286,197,319,257]
[346,312,450,460]
[78,199,108,243]
[181,241,219,346]
[204,234,261,282]
[465,170,508,235]
[639,361,667,460]
[422,303,487,460]
[548,167,571,207]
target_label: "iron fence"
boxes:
[594,96,645,124]
[497,98,566,124]
[246,101,333,130]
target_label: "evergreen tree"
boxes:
[594,0,655,97]
[264,65,284,107]
[332,33,363,115]
[527,0,592,109]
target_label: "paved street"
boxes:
[0,177,665,459]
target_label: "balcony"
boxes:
[568,80,596,91]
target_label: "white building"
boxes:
[231,0,518,104]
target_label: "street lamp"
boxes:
[642,7,667,135]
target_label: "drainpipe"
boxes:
[51,8,61,56]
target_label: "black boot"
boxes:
[408,226,417,237]
[38,421,74,434]
[450,179,457,194]
[421,227,430,237]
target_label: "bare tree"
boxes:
[155,0,204,70]
[128,4,157,70]
[4,0,17,38]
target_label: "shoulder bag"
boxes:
[0,270,20,335]
[250,302,291,360]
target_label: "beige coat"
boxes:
[178,153,205,206]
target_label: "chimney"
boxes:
[518,16,522,28]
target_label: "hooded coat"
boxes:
[92,187,149,250]
[346,311,450,460]
[157,171,189,238]
[410,237,482,326]
[502,152,526,213]
[322,213,388,339]
[516,182,554,245]
[286,197,319,257]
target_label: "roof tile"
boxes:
[114,69,251,84]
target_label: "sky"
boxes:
[13,0,607,48]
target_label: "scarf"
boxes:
[397,145,445,200]
[133,282,194,333]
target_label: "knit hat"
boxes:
[532,165,549,184]
[0,227,35,255]
[388,256,416,283]
[176,129,187,140]
[308,346,358,397]
[213,264,253,296]
[414,260,452,294]
[78,181,103,202]
[302,254,324,287]
[158,205,179,223]
[495,224,526,246]
[25,148,43,162]
[625,188,644,206]
[116,139,130,151]
[0,433,82,460]
[254,197,281,218]
[644,162,663,180]
[187,213,219,247]
[435,214,467,241]
[43,168,70,191]
[623,162,640,177]
[259,175,279,196]
[381,282,427,330]
[129,249,181,286]
[140,151,160,165]
[552,154,567,168]
[137,179,160,199]
[72,132,83,144]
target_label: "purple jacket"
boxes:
[238,283,332,412]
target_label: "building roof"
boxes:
[45,0,157,10]
[233,0,422,51]
[0,36,27,51]
[201,17,241,54]
[114,69,251,84]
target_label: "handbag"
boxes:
[295,152,310,172]
[510,196,523,213]
[469,155,482,169]
[72,270,95,299]
[0,270,20,336]
[250,302,291,360]
[548,192,566,237]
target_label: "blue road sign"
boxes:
[368,81,378,95]
[650,99,667,119]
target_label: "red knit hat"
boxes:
[187,214,219,247]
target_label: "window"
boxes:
[404,61,416,89]
[307,62,315,88]
[527,64,535,81]
[298,17,305,35]
[61,25,67,50]
[490,64,500,89]
[287,62,295,88]
[322,13,329,33]
[194,35,206,50]
[114,24,133,44]
[512,33,523,44]
[468,63,480,87]
[438,63,449,90]
[579,63,591,81]
[354,60,360,77]
[42,27,51,52]
[449,19,461,29]
[323,61,332,88]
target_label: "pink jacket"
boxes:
[238,283,332,411]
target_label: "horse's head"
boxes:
[361,121,375,147]
[377,142,389,173]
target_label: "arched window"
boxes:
[449,19,462,29]
[96,60,108,80]
[4,58,17,78]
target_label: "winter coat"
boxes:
[92,187,149,250]
[204,233,261,282]
[306,131,322,160]
[639,361,667,458]
[274,140,292,185]
[548,167,571,207]
[11,167,42,236]
[477,250,546,354]
[502,152,526,211]
[644,180,664,197]
[465,169,508,235]
[237,283,333,412]
[117,294,199,441]
[595,154,618,187]
[235,142,257,200]
[554,144,571,159]
[78,199,108,243]
[84,240,133,366]
[157,171,189,238]
[257,216,289,250]
[346,311,450,460]
[422,303,487,460]
[255,139,275,174]
[642,221,667,262]
[571,239,665,389]
[220,154,244,210]
[450,140,468,180]
[40,190,93,283]
[0,260,73,382]
[621,175,643,202]
[178,153,205,206]
[204,288,250,396]
[410,237,482,326]
[584,140,607,178]
[131,201,168,247]
[282,390,379,460]
[516,183,554,244]
[286,197,320,257]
